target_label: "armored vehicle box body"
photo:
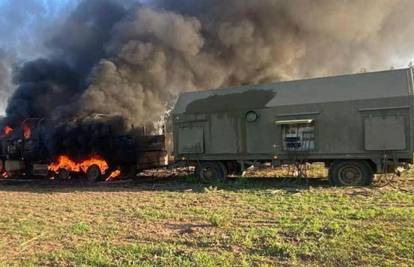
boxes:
[172,68,414,169]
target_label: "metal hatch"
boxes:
[364,115,406,151]
[178,126,204,154]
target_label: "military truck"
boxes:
[0,118,168,181]
[171,68,414,186]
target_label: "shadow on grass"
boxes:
[0,175,330,194]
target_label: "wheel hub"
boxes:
[345,171,356,179]
[87,165,101,182]
[58,169,70,180]
[339,166,362,185]
[202,167,215,179]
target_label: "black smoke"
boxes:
[5,59,80,125]
[49,0,127,76]
[1,0,133,160]
[5,0,130,122]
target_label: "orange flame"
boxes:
[106,170,121,181]
[3,126,13,136]
[23,124,31,139]
[49,155,109,175]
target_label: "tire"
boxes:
[226,161,242,176]
[195,161,226,182]
[86,165,101,182]
[57,169,71,180]
[217,161,228,178]
[329,161,373,186]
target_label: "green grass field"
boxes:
[0,174,413,266]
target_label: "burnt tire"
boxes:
[86,165,101,182]
[329,161,373,186]
[195,161,226,182]
[57,169,71,180]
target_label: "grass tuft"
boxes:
[209,211,233,227]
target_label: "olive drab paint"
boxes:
[171,68,414,172]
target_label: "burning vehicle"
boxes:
[2,0,414,186]
[0,68,412,187]
[0,116,168,181]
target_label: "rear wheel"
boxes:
[86,165,101,182]
[57,169,71,180]
[329,161,373,186]
[226,161,242,176]
[195,161,226,182]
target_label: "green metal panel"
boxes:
[365,115,406,151]
[246,111,276,154]
[178,127,204,154]
[207,113,241,154]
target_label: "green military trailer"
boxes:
[171,68,414,186]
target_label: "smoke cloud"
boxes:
[78,0,414,127]
[0,50,13,114]
[4,0,414,130]
[0,0,80,117]
[4,0,130,125]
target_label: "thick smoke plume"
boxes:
[4,0,414,132]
